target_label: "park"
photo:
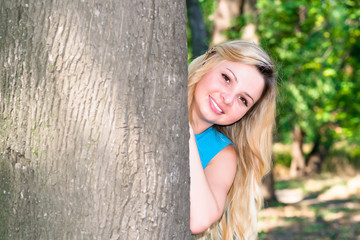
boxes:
[1,0,359,239]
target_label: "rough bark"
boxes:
[186,0,208,58]
[290,126,306,177]
[0,0,189,239]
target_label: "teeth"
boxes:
[210,97,223,113]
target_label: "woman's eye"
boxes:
[222,73,230,83]
[239,96,248,107]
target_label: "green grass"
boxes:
[275,178,305,190]
[259,172,360,240]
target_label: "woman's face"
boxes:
[192,61,265,131]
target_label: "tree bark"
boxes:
[290,126,306,177]
[0,0,189,239]
[186,0,208,58]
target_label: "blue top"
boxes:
[195,126,233,169]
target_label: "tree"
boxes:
[210,0,258,45]
[195,0,277,203]
[261,170,276,203]
[211,0,241,45]
[290,126,305,177]
[187,0,208,58]
[256,0,360,174]
[0,0,190,239]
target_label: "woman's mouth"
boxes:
[209,96,224,114]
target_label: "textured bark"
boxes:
[0,0,189,239]
[290,126,306,177]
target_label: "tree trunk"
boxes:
[239,0,258,44]
[211,0,241,46]
[290,126,306,177]
[0,1,189,239]
[186,0,208,58]
[305,137,322,175]
[210,0,257,46]
[305,131,331,175]
[261,170,276,204]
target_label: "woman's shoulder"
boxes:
[208,144,237,169]
[204,144,237,197]
[195,127,234,169]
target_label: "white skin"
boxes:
[189,61,265,234]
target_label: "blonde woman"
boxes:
[189,40,276,239]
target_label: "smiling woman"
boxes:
[191,61,265,132]
[188,40,277,240]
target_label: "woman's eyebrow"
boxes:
[226,68,238,82]
[245,93,255,103]
[226,67,255,103]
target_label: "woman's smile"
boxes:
[188,40,276,238]
[209,96,224,114]
[191,61,265,134]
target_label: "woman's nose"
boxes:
[221,92,234,105]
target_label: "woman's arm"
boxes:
[189,126,237,234]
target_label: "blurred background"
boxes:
[186,0,360,239]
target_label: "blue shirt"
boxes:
[195,126,233,169]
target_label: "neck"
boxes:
[190,109,213,135]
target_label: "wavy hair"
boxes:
[188,40,277,239]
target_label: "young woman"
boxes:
[189,40,276,239]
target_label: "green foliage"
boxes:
[191,0,360,154]
[187,0,216,62]
[225,15,247,40]
[273,151,292,167]
[255,0,360,145]
[198,0,217,39]
[275,178,304,190]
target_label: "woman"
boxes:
[189,40,276,239]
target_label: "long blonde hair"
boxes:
[188,40,276,239]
